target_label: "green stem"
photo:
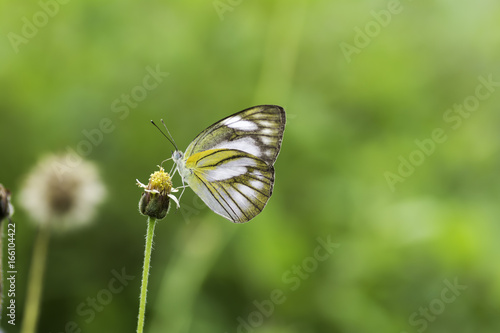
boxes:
[137,217,157,333]
[21,223,51,333]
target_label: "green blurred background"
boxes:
[1,0,500,332]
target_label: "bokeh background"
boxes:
[1,0,500,332]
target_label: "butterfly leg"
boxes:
[178,185,189,201]
[170,182,189,209]
[169,163,176,176]
[176,180,189,202]
[160,157,172,168]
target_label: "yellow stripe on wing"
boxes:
[184,149,275,223]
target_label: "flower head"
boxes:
[137,166,179,220]
[19,154,106,230]
[0,183,14,221]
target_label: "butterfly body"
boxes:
[171,105,286,223]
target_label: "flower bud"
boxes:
[137,167,178,220]
[0,184,14,221]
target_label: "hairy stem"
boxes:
[137,217,157,333]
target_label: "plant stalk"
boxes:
[20,223,51,333]
[137,217,157,333]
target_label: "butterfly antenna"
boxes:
[151,120,178,151]
[160,119,178,151]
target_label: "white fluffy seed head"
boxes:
[19,153,106,231]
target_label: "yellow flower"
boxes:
[137,167,179,220]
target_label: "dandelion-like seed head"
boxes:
[19,154,106,230]
[137,166,179,220]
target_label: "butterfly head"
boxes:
[172,150,183,163]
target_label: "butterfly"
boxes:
[163,105,286,223]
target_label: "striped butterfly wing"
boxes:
[184,149,275,223]
[184,105,286,166]
[179,105,286,223]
